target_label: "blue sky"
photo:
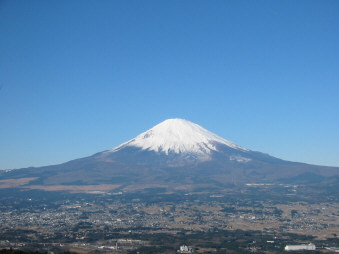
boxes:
[0,0,338,169]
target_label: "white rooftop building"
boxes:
[177,245,193,253]
[285,243,316,251]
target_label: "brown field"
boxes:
[122,184,168,191]
[25,184,121,193]
[0,177,38,188]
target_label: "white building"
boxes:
[177,245,193,253]
[325,247,339,252]
[285,243,316,251]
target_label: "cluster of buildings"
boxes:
[1,186,339,253]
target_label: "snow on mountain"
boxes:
[111,119,248,157]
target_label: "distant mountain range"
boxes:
[1,119,339,192]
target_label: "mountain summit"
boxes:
[1,118,339,190]
[111,119,247,161]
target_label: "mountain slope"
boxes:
[1,119,339,190]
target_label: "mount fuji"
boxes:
[1,119,339,191]
[105,118,249,165]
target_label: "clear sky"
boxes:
[0,0,338,169]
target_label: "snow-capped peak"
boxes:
[111,119,248,157]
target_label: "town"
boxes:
[1,183,339,253]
